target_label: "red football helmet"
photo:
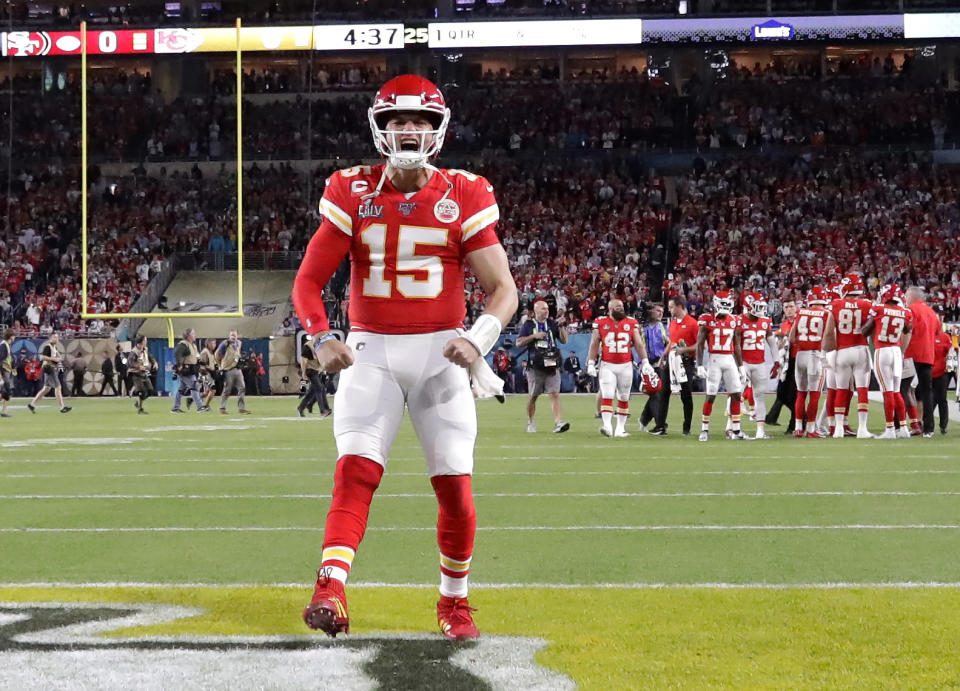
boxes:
[713,291,735,315]
[839,273,865,297]
[806,286,828,306]
[640,370,662,395]
[876,283,902,305]
[744,292,768,317]
[368,74,450,170]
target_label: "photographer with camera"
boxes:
[216,328,251,415]
[171,328,210,413]
[197,338,218,409]
[298,335,332,418]
[27,332,71,414]
[128,335,154,414]
[1,329,15,418]
[517,299,570,433]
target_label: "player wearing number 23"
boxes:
[292,74,518,642]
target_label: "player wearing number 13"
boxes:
[292,75,518,642]
[862,284,913,439]
[823,274,875,438]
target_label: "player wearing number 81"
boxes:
[823,274,875,438]
[292,74,518,642]
[586,298,654,438]
[695,291,745,441]
[862,284,913,439]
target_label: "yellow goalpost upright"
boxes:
[79,19,246,346]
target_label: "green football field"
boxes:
[2,394,960,689]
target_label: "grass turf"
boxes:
[1,394,959,688]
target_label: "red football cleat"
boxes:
[303,572,349,637]
[805,431,824,439]
[437,596,480,641]
[793,430,804,438]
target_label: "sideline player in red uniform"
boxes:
[789,287,830,437]
[292,75,518,641]
[587,298,654,438]
[862,284,913,439]
[737,292,777,439]
[696,291,745,441]
[823,274,875,438]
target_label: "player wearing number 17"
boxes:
[695,291,746,442]
[823,274,875,439]
[292,75,518,641]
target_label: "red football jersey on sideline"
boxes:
[793,307,829,352]
[594,316,640,364]
[737,315,772,364]
[868,304,913,348]
[699,313,739,355]
[829,298,872,349]
[318,164,500,334]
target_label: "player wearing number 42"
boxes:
[292,75,518,642]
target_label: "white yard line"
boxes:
[1,491,959,500]
[4,581,960,590]
[2,524,960,533]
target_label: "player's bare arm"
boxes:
[822,312,837,352]
[901,322,913,355]
[733,330,743,368]
[788,321,799,347]
[695,325,708,366]
[587,327,601,363]
[861,316,876,338]
[444,243,518,368]
[632,327,649,362]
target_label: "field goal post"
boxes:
[78,19,246,347]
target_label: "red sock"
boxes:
[703,400,713,417]
[321,455,384,581]
[795,392,808,426]
[744,386,754,408]
[856,387,869,415]
[432,475,476,597]
[616,400,629,417]
[826,388,836,432]
[806,392,821,423]
[600,398,613,413]
[895,393,907,427]
[882,392,895,425]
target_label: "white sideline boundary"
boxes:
[4,581,960,590]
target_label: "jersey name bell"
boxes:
[319,164,499,333]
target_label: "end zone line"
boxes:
[3,524,960,533]
[4,581,960,590]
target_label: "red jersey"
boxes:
[905,301,939,365]
[738,315,772,364]
[829,298,872,349]
[933,331,951,379]
[668,314,699,354]
[300,164,500,334]
[867,304,912,349]
[699,313,739,355]
[792,307,829,352]
[594,316,640,365]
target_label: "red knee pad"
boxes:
[431,474,476,563]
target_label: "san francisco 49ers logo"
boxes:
[434,199,459,223]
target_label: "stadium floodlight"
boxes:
[79,20,246,345]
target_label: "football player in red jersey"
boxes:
[695,291,746,441]
[587,298,654,438]
[823,274,875,438]
[789,287,830,438]
[736,293,777,439]
[815,283,851,437]
[862,284,913,439]
[292,75,518,641]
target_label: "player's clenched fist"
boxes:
[316,339,355,373]
[443,337,480,368]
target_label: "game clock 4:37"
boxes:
[323,24,430,50]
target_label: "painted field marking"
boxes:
[3,525,960,533]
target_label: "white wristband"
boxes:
[463,313,502,357]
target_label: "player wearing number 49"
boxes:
[586,298,656,438]
[292,75,518,642]
[696,291,746,442]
